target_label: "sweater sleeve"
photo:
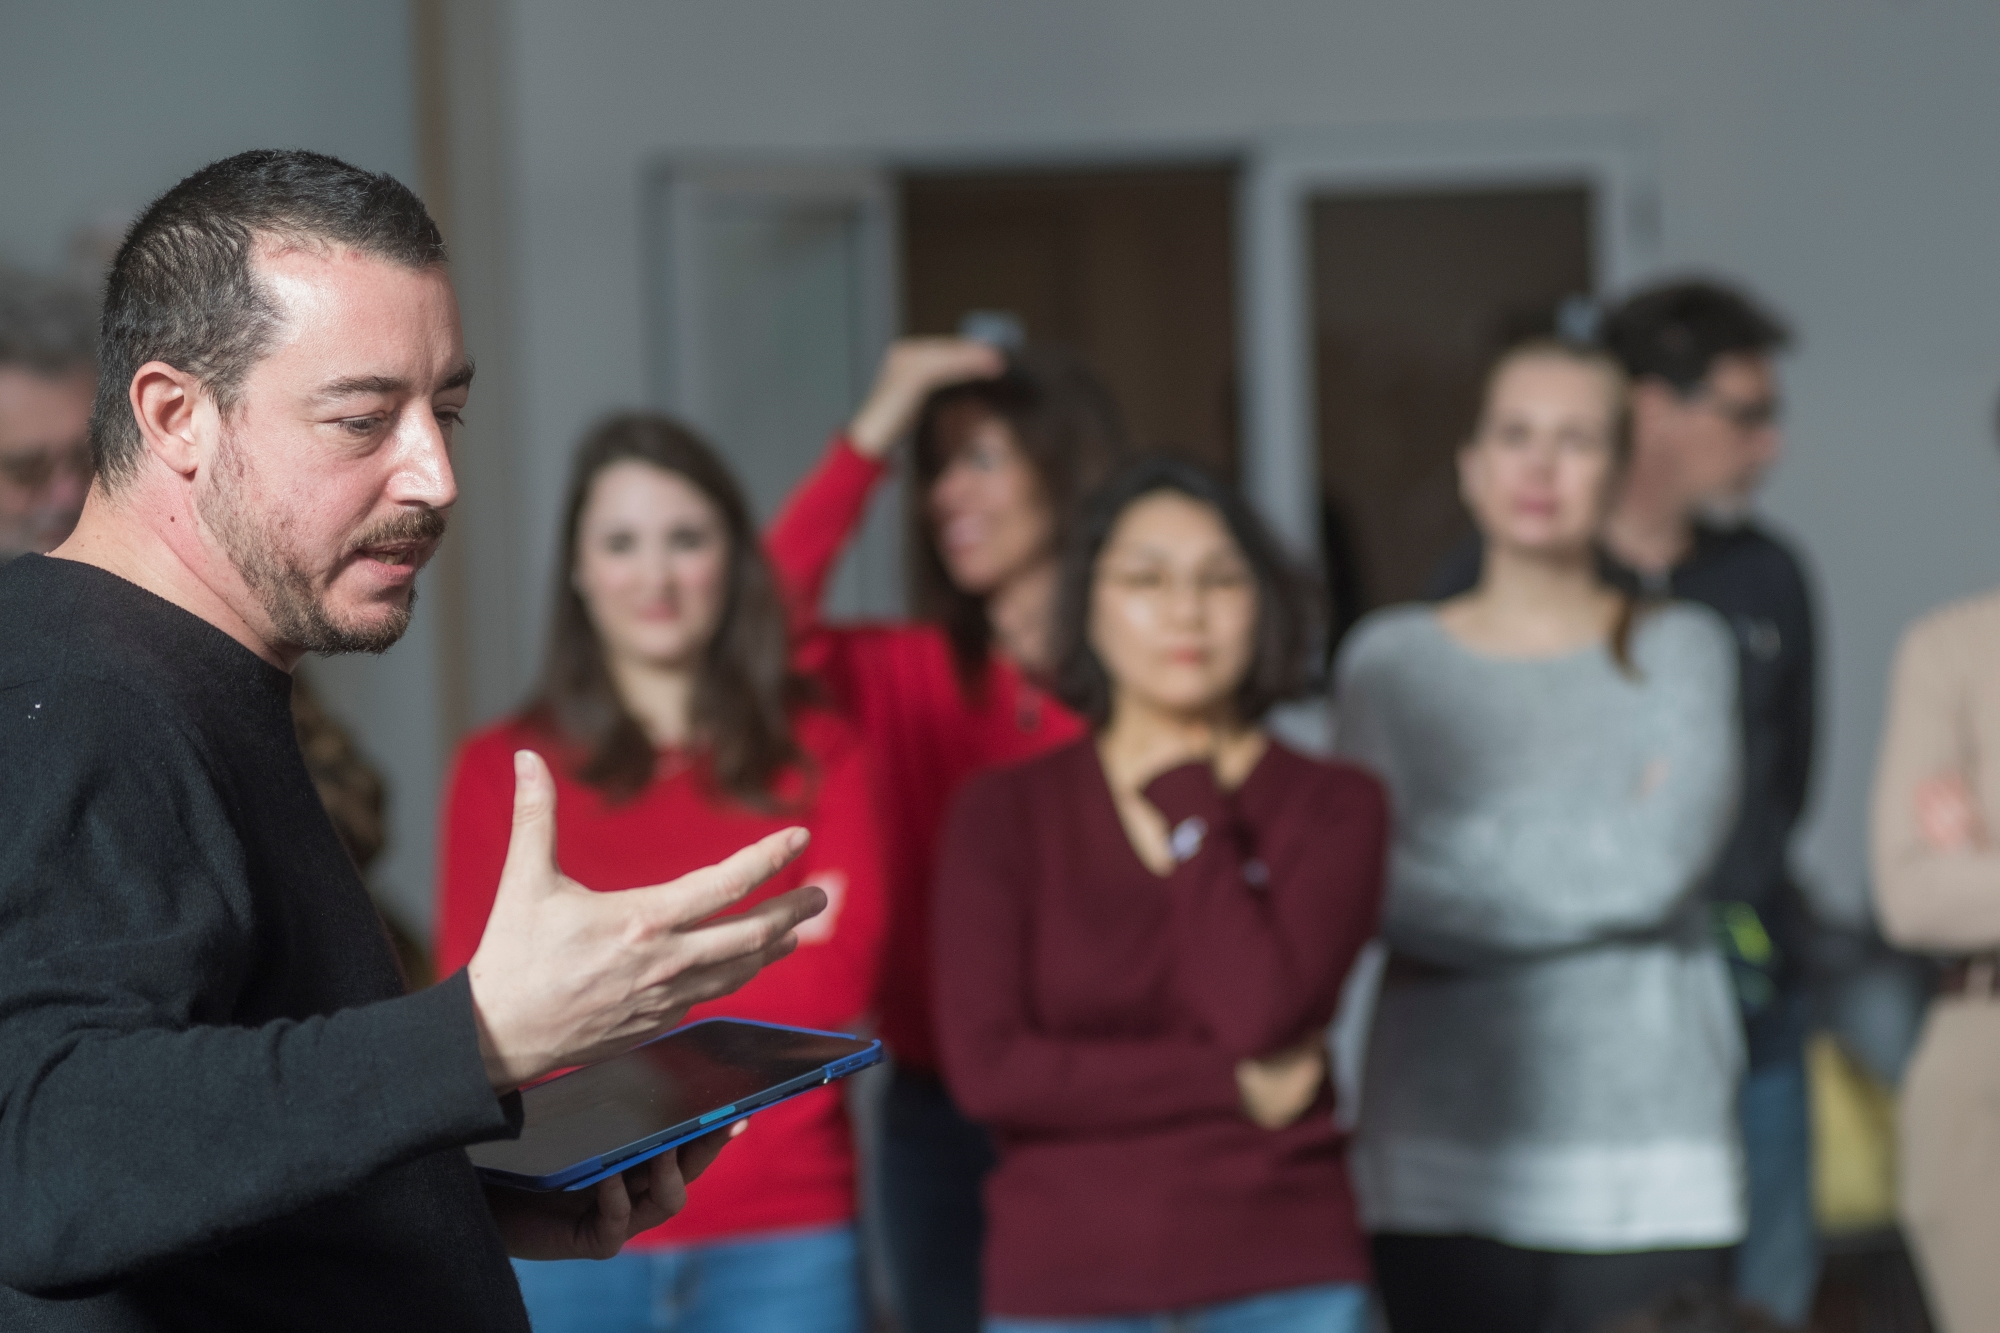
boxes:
[1381,613,1742,967]
[1871,610,2000,951]
[1143,759,1387,1058]
[764,435,889,639]
[0,691,516,1295]
[932,772,1245,1135]
[434,734,520,979]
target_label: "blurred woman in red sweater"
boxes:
[766,340,1128,1333]
[438,415,886,1333]
[934,457,1386,1332]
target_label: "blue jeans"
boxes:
[875,1067,996,1333]
[984,1282,1370,1333]
[1735,990,1819,1328]
[1744,1008,1824,1320]
[511,1223,863,1333]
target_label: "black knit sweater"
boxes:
[0,555,527,1331]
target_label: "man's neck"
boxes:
[50,483,295,671]
[605,655,696,749]
[1602,463,1694,577]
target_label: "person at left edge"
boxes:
[0,151,824,1332]
[437,414,888,1333]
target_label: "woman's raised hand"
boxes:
[846,337,1006,459]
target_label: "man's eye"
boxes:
[340,417,384,436]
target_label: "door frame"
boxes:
[1238,117,1662,553]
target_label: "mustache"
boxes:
[351,507,449,553]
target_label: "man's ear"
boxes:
[129,361,210,479]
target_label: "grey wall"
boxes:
[0,0,447,936]
[8,0,2000,933]
[489,0,2000,926]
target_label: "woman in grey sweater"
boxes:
[1334,338,1743,1333]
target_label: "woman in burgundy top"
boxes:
[934,458,1387,1331]
[766,339,1130,1332]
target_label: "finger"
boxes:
[496,750,560,899]
[633,829,811,928]
[583,1173,633,1259]
[639,1148,690,1224]
[678,1126,733,1185]
[933,339,1006,380]
[668,885,825,963]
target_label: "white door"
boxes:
[648,162,903,617]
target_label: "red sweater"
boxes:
[434,709,886,1247]
[933,738,1386,1317]
[765,437,1083,1072]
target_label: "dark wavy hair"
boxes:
[1599,278,1791,394]
[522,414,804,805]
[908,347,1130,691]
[1053,456,1319,729]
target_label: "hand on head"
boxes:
[846,337,1005,459]
[466,749,823,1092]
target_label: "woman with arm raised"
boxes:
[765,340,1130,1332]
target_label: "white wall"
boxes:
[495,0,2000,926]
[0,0,448,935]
[9,1,1999,933]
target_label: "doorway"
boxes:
[900,163,1241,477]
[1308,185,1595,640]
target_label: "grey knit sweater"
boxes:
[1333,603,1746,1251]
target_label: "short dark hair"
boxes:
[524,413,806,807]
[0,267,97,378]
[909,346,1130,691]
[91,149,446,486]
[1053,456,1318,729]
[1599,278,1791,395]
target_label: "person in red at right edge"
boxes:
[933,457,1386,1333]
[764,338,1130,1333]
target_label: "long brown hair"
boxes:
[908,347,1130,691]
[522,413,804,805]
[1473,337,1650,673]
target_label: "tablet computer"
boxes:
[469,1018,883,1192]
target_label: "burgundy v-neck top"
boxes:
[933,736,1386,1317]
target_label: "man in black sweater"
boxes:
[0,151,823,1330]
[1429,280,1820,1328]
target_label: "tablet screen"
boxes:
[470,1020,874,1182]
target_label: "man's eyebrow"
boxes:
[311,359,475,403]
[313,374,409,403]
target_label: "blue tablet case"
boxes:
[471,1017,883,1192]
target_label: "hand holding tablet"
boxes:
[471,1018,883,1193]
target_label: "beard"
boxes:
[199,428,447,656]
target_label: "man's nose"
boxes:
[391,411,459,511]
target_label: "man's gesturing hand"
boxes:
[467,750,824,1091]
